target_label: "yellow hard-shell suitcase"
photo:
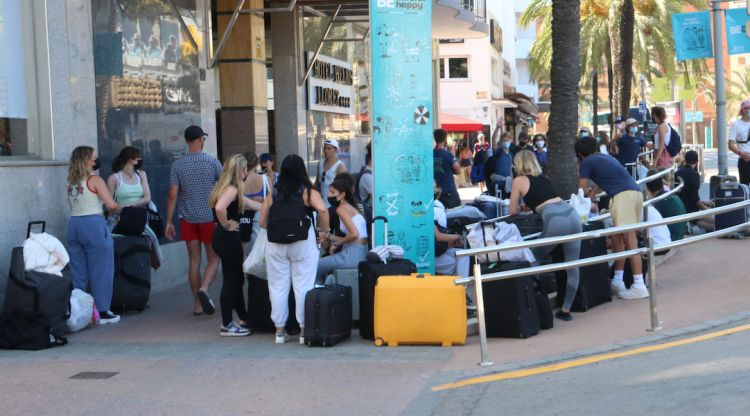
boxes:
[373,273,466,347]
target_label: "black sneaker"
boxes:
[98,311,121,324]
[555,311,572,322]
[197,290,215,315]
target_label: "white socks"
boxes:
[612,270,625,287]
[632,274,646,289]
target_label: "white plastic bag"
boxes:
[569,188,592,224]
[493,222,536,263]
[467,223,500,263]
[243,229,268,279]
[67,289,94,333]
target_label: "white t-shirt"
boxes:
[646,206,671,247]
[729,118,750,153]
[357,167,373,202]
[434,199,447,228]
[654,123,672,149]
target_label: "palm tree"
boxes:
[547,0,581,197]
[728,70,750,117]
[609,0,634,119]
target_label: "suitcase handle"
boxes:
[27,221,46,238]
[372,216,388,247]
[412,273,432,279]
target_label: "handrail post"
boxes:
[473,261,492,366]
[646,235,663,331]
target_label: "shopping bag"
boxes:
[243,228,268,279]
[569,188,592,224]
[493,222,536,263]
[66,289,94,333]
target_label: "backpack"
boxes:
[354,167,372,204]
[267,187,312,244]
[665,124,682,157]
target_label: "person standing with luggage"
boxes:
[66,146,121,324]
[508,150,581,321]
[240,151,270,255]
[576,137,649,300]
[209,155,263,336]
[729,99,750,185]
[106,146,163,268]
[165,125,222,316]
[317,176,369,284]
[651,106,675,169]
[260,154,329,344]
[433,129,462,209]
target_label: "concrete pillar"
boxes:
[270,6,308,164]
[216,0,268,158]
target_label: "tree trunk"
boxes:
[547,0,581,198]
[606,39,614,132]
[609,0,635,120]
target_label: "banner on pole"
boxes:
[370,0,435,272]
[672,11,713,61]
[725,8,750,55]
[652,77,672,102]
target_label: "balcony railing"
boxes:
[461,0,486,21]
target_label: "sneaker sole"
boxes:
[197,291,215,315]
[97,318,120,325]
[220,331,251,337]
[618,292,650,300]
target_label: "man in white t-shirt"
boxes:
[729,99,750,185]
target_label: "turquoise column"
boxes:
[369,0,435,272]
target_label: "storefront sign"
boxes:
[725,8,750,55]
[672,11,713,61]
[307,52,354,115]
[370,0,434,272]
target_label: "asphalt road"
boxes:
[409,324,750,415]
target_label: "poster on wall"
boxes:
[370,0,434,272]
[671,11,713,61]
[725,8,750,56]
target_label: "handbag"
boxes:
[243,228,268,279]
[147,201,164,239]
[112,206,148,236]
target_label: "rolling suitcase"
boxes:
[358,216,417,340]
[333,268,360,320]
[710,174,736,200]
[373,273,466,347]
[246,275,300,334]
[480,261,540,338]
[554,220,611,312]
[304,278,352,347]
[2,221,72,340]
[111,236,151,312]
[712,177,749,234]
[507,212,544,238]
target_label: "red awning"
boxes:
[440,113,484,132]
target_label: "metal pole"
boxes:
[593,71,598,136]
[692,98,698,145]
[640,74,647,124]
[646,235,663,331]
[713,1,729,175]
[472,262,492,367]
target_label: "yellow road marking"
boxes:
[432,323,750,392]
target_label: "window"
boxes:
[491,58,500,85]
[439,57,469,80]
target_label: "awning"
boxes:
[440,113,484,132]
[491,99,518,108]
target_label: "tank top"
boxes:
[212,200,240,224]
[67,177,104,216]
[523,175,558,212]
[114,171,144,206]
[319,159,343,207]
[340,212,368,241]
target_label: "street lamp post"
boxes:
[711,0,729,175]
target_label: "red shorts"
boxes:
[179,219,216,244]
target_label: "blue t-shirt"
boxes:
[579,153,640,196]
[494,151,514,177]
[535,150,548,170]
[615,134,647,166]
[434,148,457,193]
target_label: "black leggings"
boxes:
[739,159,750,186]
[212,226,248,327]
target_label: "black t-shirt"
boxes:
[675,166,701,213]
[524,175,558,212]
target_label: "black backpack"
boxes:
[267,188,312,244]
[665,124,682,157]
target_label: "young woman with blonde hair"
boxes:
[209,154,263,336]
[509,150,582,321]
[66,146,121,324]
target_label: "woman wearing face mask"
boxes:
[486,132,515,198]
[209,154,264,336]
[596,132,611,155]
[316,175,369,284]
[532,134,548,171]
[615,118,647,178]
[107,146,163,268]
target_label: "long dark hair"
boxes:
[330,174,357,207]
[276,154,313,198]
[112,146,142,172]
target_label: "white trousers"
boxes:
[435,248,475,303]
[265,227,319,328]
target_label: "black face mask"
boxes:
[134,160,143,170]
[92,158,101,171]
[327,196,341,207]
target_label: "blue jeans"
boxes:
[68,215,115,312]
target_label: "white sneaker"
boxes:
[220,322,251,337]
[610,282,626,297]
[275,332,288,344]
[97,311,120,324]
[299,331,305,345]
[619,285,650,299]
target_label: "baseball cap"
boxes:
[625,118,638,125]
[184,125,207,141]
[323,139,339,149]
[259,153,273,162]
[740,99,750,115]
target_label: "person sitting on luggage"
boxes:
[317,176,369,285]
[645,170,687,242]
[66,146,121,324]
[576,136,648,300]
[259,154,329,345]
[508,150,582,321]
[209,155,264,337]
[675,150,715,233]
[433,183,473,311]
[485,132,515,198]
[106,146,163,269]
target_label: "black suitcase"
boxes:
[111,236,151,312]
[246,275,300,334]
[554,221,611,312]
[304,284,352,347]
[2,221,72,339]
[712,179,749,232]
[481,261,540,338]
[507,213,544,237]
[535,287,554,330]
[710,175,736,200]
[357,258,417,340]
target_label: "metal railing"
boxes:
[455,197,750,367]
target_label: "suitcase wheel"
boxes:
[442,341,451,347]
[374,338,384,347]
